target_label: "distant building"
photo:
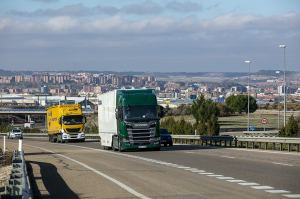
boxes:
[40,85,49,94]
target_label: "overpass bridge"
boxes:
[0,108,95,115]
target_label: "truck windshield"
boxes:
[123,105,157,120]
[63,115,84,125]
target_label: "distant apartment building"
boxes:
[0,76,12,84]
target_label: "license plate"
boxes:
[138,146,147,149]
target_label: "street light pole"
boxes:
[245,60,251,132]
[275,70,280,129]
[279,44,287,127]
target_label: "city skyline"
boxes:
[0,0,300,72]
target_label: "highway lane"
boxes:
[65,141,300,196]
[78,142,300,193]
[4,138,300,198]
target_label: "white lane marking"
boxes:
[184,168,198,171]
[25,144,152,199]
[238,182,260,186]
[272,162,293,167]
[282,194,300,198]
[227,180,246,183]
[184,151,196,154]
[265,190,290,194]
[191,170,205,173]
[199,172,214,175]
[221,155,235,159]
[227,148,300,156]
[207,175,223,177]
[251,186,273,190]
[177,166,190,169]
[216,177,234,180]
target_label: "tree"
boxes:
[191,95,220,135]
[279,115,299,137]
[160,117,193,135]
[216,103,232,117]
[225,95,257,114]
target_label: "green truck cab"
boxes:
[98,89,160,151]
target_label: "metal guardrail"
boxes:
[172,134,300,152]
[1,149,32,199]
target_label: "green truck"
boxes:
[98,89,161,151]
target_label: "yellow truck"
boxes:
[47,104,86,142]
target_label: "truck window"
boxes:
[63,115,84,125]
[123,105,158,120]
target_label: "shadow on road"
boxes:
[27,161,80,199]
[25,152,57,156]
[161,144,220,151]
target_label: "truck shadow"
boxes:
[160,144,220,151]
[26,160,80,199]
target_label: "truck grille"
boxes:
[66,128,81,133]
[127,128,155,144]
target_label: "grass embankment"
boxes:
[162,110,300,131]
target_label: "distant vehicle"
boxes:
[47,103,86,143]
[24,121,35,128]
[160,128,173,147]
[98,89,161,151]
[7,128,23,139]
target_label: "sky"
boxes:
[0,0,300,72]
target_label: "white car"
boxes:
[7,128,23,139]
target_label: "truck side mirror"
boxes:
[115,109,119,119]
[58,117,62,125]
[115,108,123,119]
[83,116,87,124]
[158,105,165,118]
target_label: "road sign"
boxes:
[261,118,268,124]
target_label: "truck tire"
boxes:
[112,135,119,151]
[58,134,62,143]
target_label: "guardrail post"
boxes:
[288,144,291,152]
[3,136,6,154]
[280,143,283,151]
[246,142,249,148]
[273,143,275,150]
[252,142,255,149]
[18,139,23,152]
[258,142,261,149]
[265,142,268,150]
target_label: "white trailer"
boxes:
[98,90,117,148]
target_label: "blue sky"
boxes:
[0,0,299,72]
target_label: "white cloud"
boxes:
[0,13,299,71]
[46,16,78,31]
[0,13,299,35]
[0,18,11,31]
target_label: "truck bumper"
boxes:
[62,132,85,141]
[120,142,160,151]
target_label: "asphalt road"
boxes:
[3,138,300,199]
